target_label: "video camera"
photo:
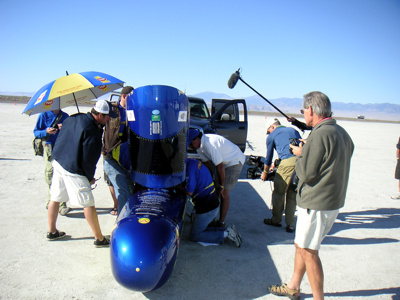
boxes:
[289,138,301,154]
[246,155,276,181]
[50,111,64,129]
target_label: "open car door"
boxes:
[108,93,121,103]
[211,99,248,152]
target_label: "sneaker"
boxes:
[226,224,242,247]
[59,207,71,216]
[47,230,66,240]
[391,194,400,200]
[94,236,110,248]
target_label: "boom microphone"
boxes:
[227,68,290,119]
[228,69,241,89]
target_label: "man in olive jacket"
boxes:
[268,91,354,300]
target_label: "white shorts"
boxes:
[294,207,339,250]
[50,160,95,207]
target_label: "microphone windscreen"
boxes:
[228,71,240,89]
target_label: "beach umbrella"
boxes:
[22,71,124,115]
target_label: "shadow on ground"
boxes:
[320,287,400,299]
[325,208,400,245]
[143,179,281,300]
[65,207,115,218]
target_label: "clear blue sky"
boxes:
[1,0,399,104]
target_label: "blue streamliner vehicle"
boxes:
[110,85,189,292]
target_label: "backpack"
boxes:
[33,138,44,156]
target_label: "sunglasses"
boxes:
[300,106,311,114]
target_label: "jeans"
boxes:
[190,206,225,244]
[103,157,134,214]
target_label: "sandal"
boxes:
[268,283,300,300]
[110,208,118,216]
[263,218,282,227]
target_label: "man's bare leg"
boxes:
[109,185,118,210]
[83,206,105,241]
[48,201,60,233]
[299,246,324,300]
[287,244,306,291]
[219,188,230,223]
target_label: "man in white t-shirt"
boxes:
[188,129,245,227]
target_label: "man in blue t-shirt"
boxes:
[34,110,69,215]
[261,118,301,233]
[185,158,242,247]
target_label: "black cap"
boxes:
[121,86,134,95]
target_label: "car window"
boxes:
[190,102,210,119]
[214,102,236,120]
[109,94,121,103]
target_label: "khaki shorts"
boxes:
[50,160,95,207]
[294,207,339,250]
[215,162,243,190]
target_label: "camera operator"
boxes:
[261,118,301,233]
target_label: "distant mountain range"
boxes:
[2,91,399,121]
[191,91,400,121]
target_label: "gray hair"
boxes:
[303,91,332,118]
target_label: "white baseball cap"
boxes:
[265,118,280,130]
[93,100,118,118]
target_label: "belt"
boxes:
[103,152,112,160]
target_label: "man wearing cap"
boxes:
[102,86,135,215]
[46,100,118,247]
[262,118,301,233]
[187,129,245,227]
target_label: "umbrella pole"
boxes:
[72,93,80,113]
[66,71,80,113]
